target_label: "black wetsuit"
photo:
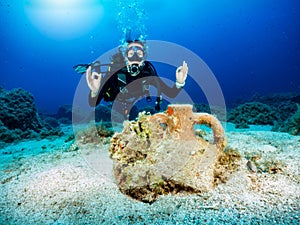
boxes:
[89,61,182,108]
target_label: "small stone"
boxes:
[246,160,257,173]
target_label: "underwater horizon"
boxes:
[0,0,299,114]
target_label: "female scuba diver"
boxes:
[76,39,188,120]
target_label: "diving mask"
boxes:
[126,46,145,62]
[125,42,145,76]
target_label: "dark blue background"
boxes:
[1,0,299,113]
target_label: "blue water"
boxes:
[0,0,299,113]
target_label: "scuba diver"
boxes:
[74,39,188,120]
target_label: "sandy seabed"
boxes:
[0,123,299,225]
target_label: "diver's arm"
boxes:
[88,91,103,107]
[154,77,182,98]
[149,61,188,98]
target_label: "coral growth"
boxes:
[228,93,299,134]
[76,122,114,144]
[228,102,278,127]
[109,104,234,203]
[0,87,63,143]
[0,87,43,131]
[272,104,300,135]
[213,147,241,185]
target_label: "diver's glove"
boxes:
[86,66,101,98]
[175,61,188,88]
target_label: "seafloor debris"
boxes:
[109,104,239,203]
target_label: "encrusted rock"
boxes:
[272,104,300,135]
[0,87,63,143]
[0,87,42,131]
[109,104,232,203]
[228,102,279,127]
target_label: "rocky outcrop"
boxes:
[0,87,43,132]
[227,93,300,135]
[272,104,300,135]
[55,104,88,124]
[0,87,63,143]
[227,102,279,128]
